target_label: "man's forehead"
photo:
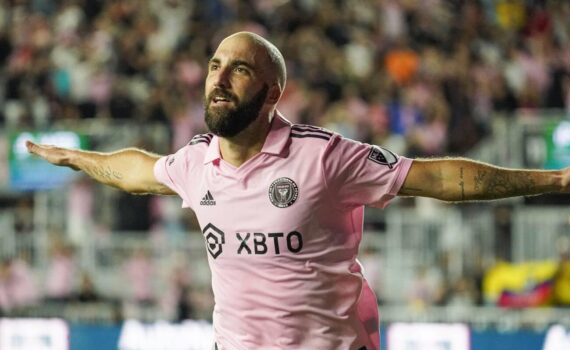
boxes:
[213,36,266,64]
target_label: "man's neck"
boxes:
[218,112,274,168]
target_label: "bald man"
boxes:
[28,32,570,350]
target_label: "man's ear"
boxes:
[266,84,282,105]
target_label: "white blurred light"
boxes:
[13,131,81,160]
[542,325,570,350]
[13,132,35,160]
[553,121,570,147]
[118,319,214,350]
[387,323,470,350]
[0,318,69,350]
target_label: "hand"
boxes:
[26,141,80,171]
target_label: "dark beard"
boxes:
[204,85,269,138]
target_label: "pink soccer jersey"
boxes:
[154,113,412,350]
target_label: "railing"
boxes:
[2,205,567,271]
[512,207,570,262]
[380,205,496,303]
[2,205,567,305]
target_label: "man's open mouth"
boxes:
[213,96,232,104]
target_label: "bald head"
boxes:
[220,32,287,91]
[204,32,287,137]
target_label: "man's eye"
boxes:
[210,64,219,71]
[235,67,247,74]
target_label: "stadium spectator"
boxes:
[13,197,34,234]
[8,254,39,308]
[408,265,447,309]
[45,242,77,301]
[74,271,100,303]
[0,259,15,313]
[552,252,570,307]
[123,247,155,305]
[160,253,194,321]
[447,277,478,309]
[0,256,38,313]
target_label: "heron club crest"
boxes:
[269,177,299,208]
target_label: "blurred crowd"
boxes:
[404,249,570,310]
[2,235,570,320]
[1,0,569,157]
[0,238,213,321]
[1,0,570,320]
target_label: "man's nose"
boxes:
[213,67,231,89]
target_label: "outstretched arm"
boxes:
[26,141,175,195]
[398,158,570,201]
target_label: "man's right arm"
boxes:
[26,141,175,195]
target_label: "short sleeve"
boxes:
[322,135,412,209]
[153,146,192,208]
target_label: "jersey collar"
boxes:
[260,112,292,156]
[203,111,292,164]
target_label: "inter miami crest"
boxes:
[269,177,299,208]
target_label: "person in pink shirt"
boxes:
[45,244,76,301]
[123,248,155,305]
[28,32,570,350]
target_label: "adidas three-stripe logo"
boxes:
[200,191,216,206]
[189,133,213,146]
[290,124,332,141]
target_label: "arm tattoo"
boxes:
[481,169,536,198]
[474,170,486,191]
[459,167,465,200]
[85,165,123,182]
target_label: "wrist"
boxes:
[550,170,565,192]
[66,149,84,171]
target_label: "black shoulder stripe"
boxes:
[192,133,213,140]
[191,136,211,142]
[290,132,330,141]
[189,139,211,145]
[188,133,213,145]
[293,124,326,131]
[291,125,333,137]
[292,124,332,132]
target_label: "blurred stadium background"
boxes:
[0,0,570,349]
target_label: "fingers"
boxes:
[26,141,42,156]
[25,140,36,153]
[26,141,48,158]
[25,141,79,170]
[26,141,59,163]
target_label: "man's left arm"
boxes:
[398,158,570,201]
